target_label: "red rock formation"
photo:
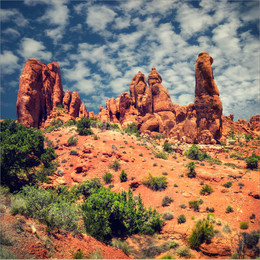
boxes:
[79,103,89,118]
[17,59,64,128]
[194,52,223,144]
[249,115,260,131]
[69,91,81,118]
[148,68,174,113]
[63,90,71,113]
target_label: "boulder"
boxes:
[249,115,260,131]
[200,237,231,256]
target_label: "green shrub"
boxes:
[11,185,79,232]
[111,239,130,256]
[200,184,213,195]
[187,161,196,178]
[163,142,173,153]
[240,222,249,230]
[188,219,214,250]
[0,119,56,190]
[189,200,199,212]
[119,170,128,182]
[109,159,120,171]
[44,119,64,133]
[64,119,77,126]
[179,204,187,209]
[246,156,258,169]
[245,134,253,142]
[226,205,234,213]
[222,224,231,233]
[67,136,78,146]
[142,173,167,191]
[82,188,163,242]
[162,196,173,207]
[77,117,92,136]
[185,144,210,161]
[72,249,85,259]
[103,172,113,184]
[206,207,215,213]
[93,134,99,140]
[228,129,235,139]
[162,211,173,220]
[176,247,191,258]
[0,229,13,246]
[155,152,168,160]
[161,255,174,259]
[177,214,186,224]
[223,181,232,188]
[124,122,139,136]
[70,149,78,155]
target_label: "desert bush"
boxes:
[206,207,215,213]
[70,149,78,155]
[44,119,64,133]
[64,119,77,126]
[109,159,120,171]
[82,188,163,242]
[185,144,210,161]
[162,211,173,220]
[177,214,186,224]
[160,255,174,259]
[0,119,56,190]
[142,173,167,191]
[0,229,13,246]
[240,222,249,230]
[11,185,79,232]
[222,224,231,233]
[103,172,113,184]
[111,239,130,256]
[246,156,258,169]
[77,178,102,199]
[119,170,128,182]
[245,134,253,142]
[228,129,235,139]
[93,134,99,140]
[176,247,191,258]
[200,184,213,195]
[188,219,214,250]
[67,136,78,146]
[76,117,92,136]
[226,205,234,213]
[187,161,196,178]
[163,142,173,153]
[179,204,187,209]
[189,200,200,212]
[124,122,139,136]
[216,218,222,225]
[162,196,173,207]
[155,152,168,160]
[223,181,232,188]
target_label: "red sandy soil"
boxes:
[1,116,259,259]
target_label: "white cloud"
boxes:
[19,38,52,61]
[25,0,69,43]
[0,8,28,27]
[113,16,131,30]
[176,3,214,39]
[2,28,20,38]
[0,51,19,74]
[86,5,116,32]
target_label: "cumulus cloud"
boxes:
[19,38,52,61]
[25,0,69,43]
[0,51,19,74]
[86,5,116,32]
[0,8,28,27]
[2,28,20,38]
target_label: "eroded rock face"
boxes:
[17,59,64,128]
[249,115,260,131]
[63,90,71,113]
[79,103,88,118]
[69,91,81,118]
[194,52,223,143]
[148,68,174,113]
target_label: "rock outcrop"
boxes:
[194,52,223,144]
[17,59,94,128]
[98,53,225,144]
[17,59,64,128]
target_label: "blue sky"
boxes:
[0,0,259,121]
